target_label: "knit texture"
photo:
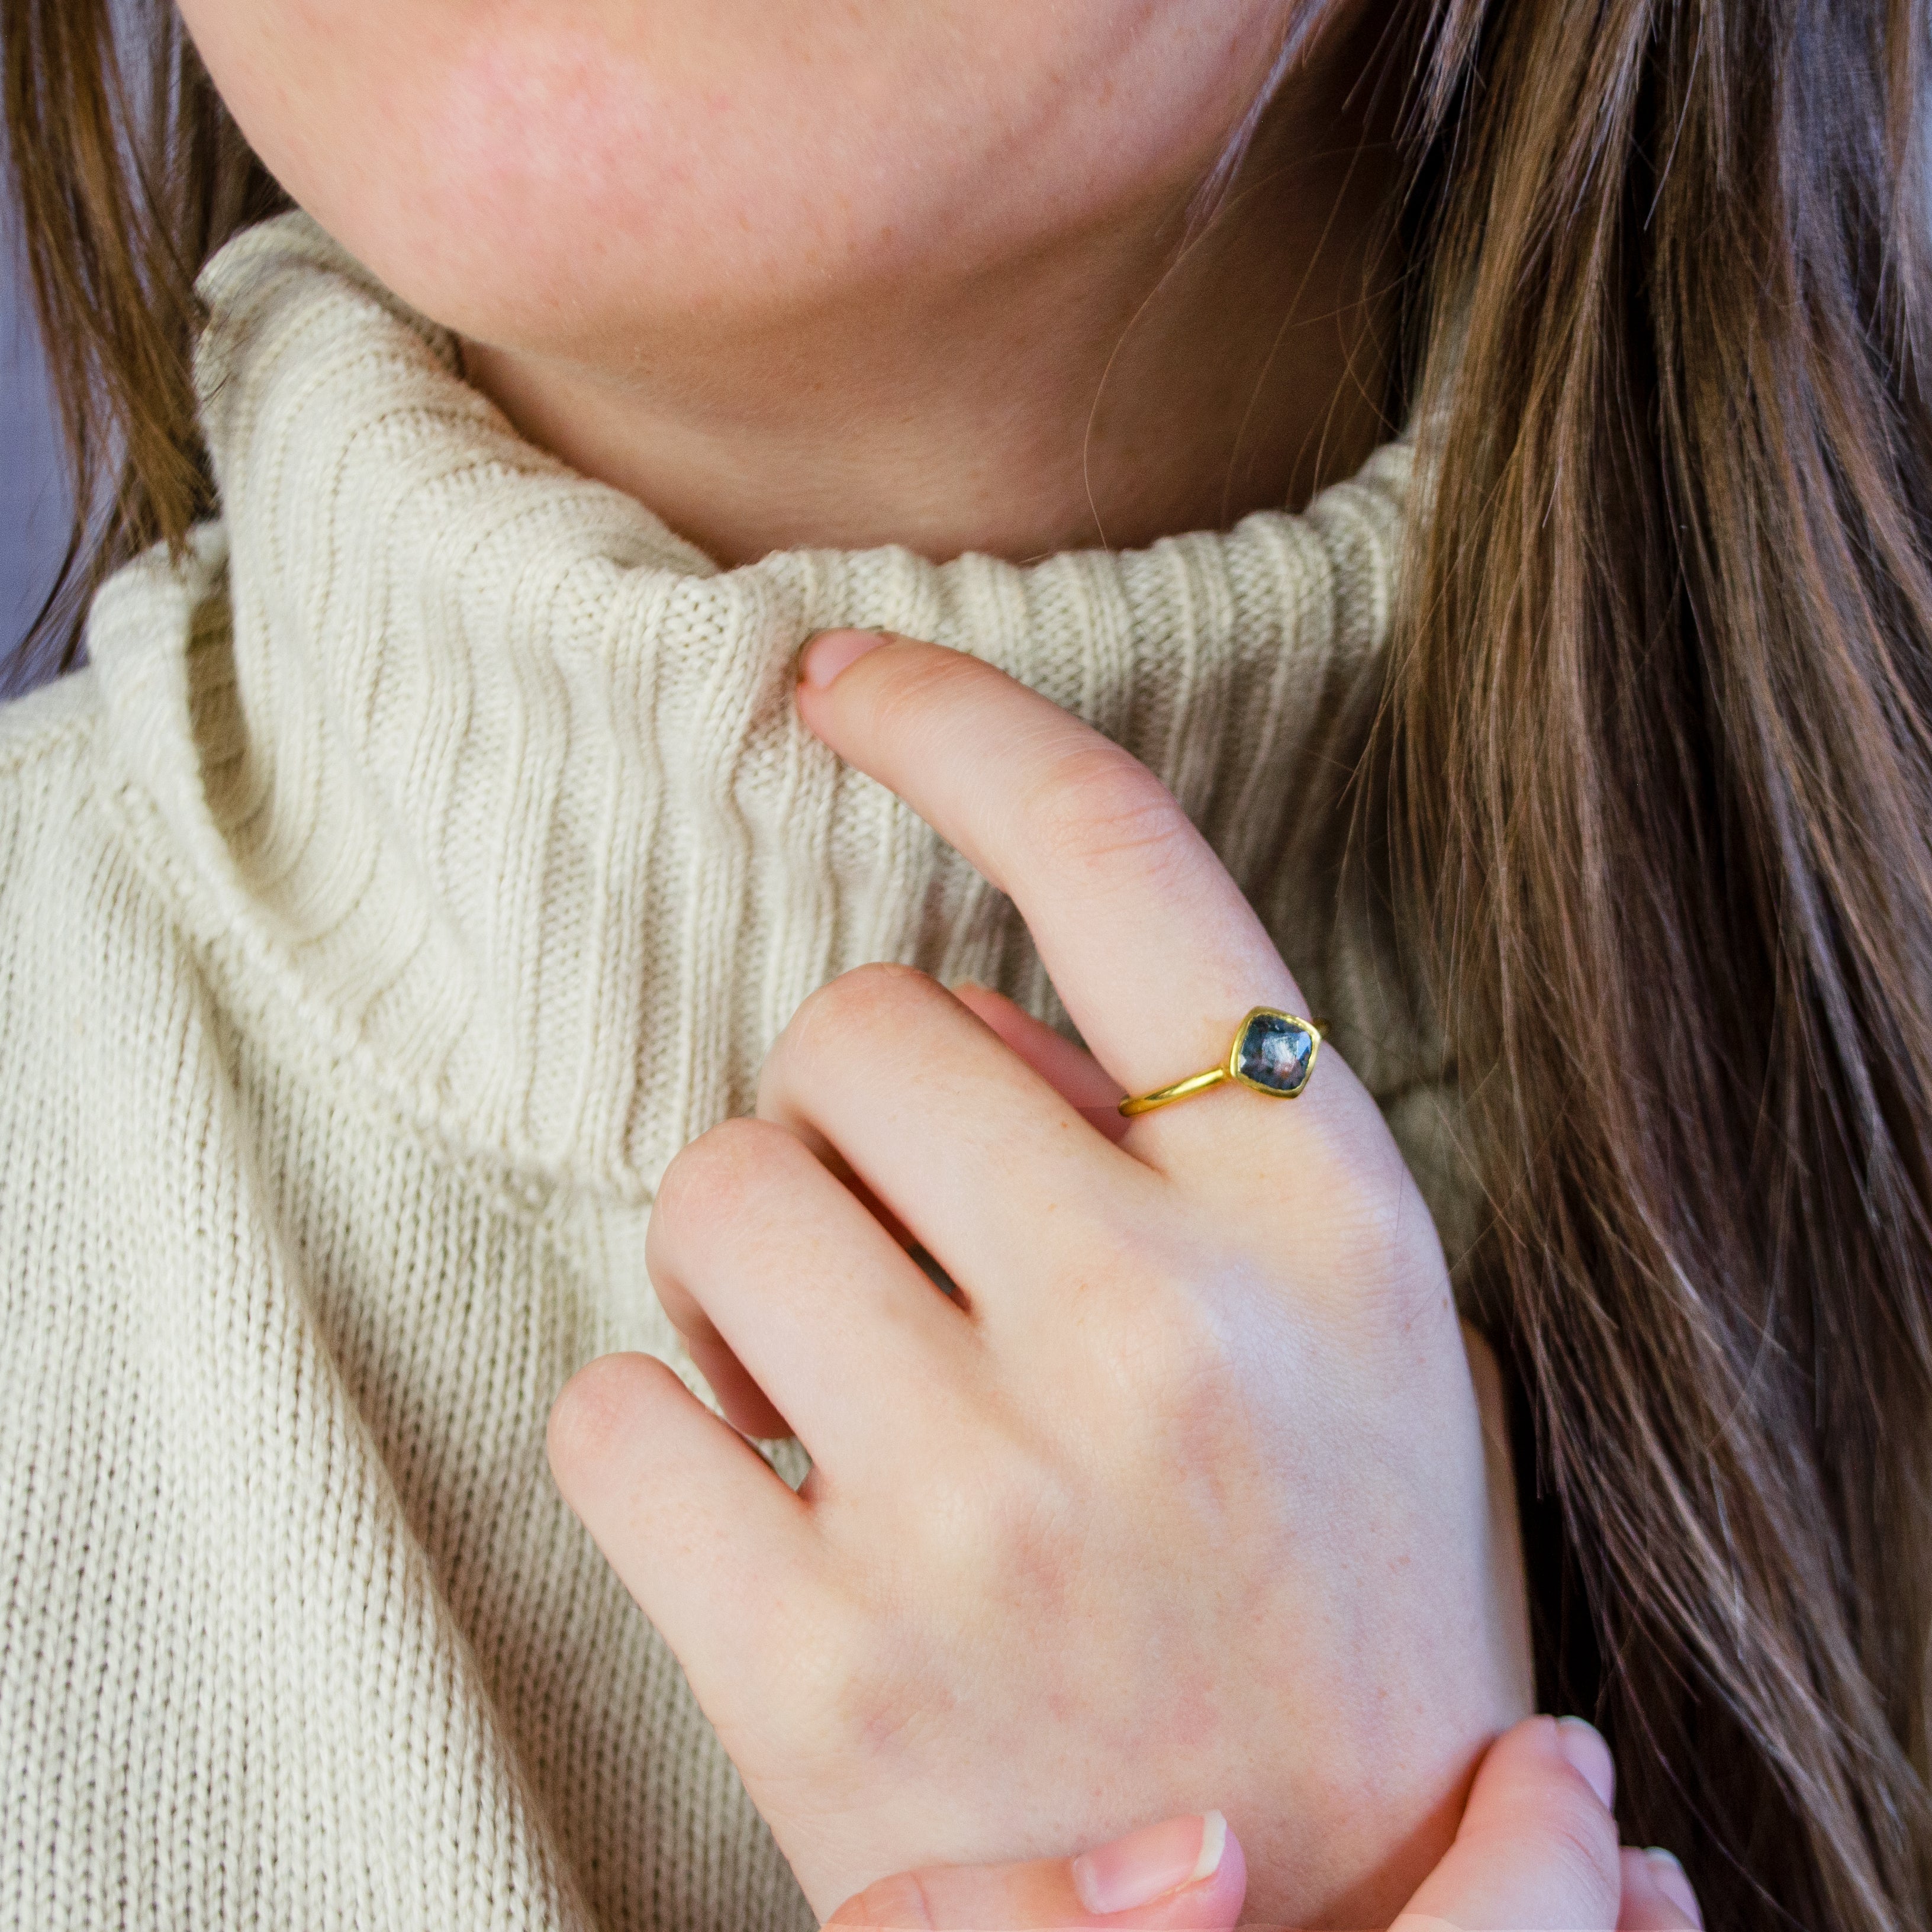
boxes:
[0,212,1466,1930]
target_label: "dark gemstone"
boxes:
[1234,1012,1315,1096]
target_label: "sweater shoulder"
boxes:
[0,664,159,931]
[0,670,111,896]
[0,665,101,783]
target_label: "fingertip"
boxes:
[826,1822,1245,1932]
[1643,1847,1703,1928]
[946,978,1002,1017]
[1555,1714,1617,1811]
[1473,1712,1563,1780]
[546,1350,669,1501]
[1091,1815,1248,1930]
[1400,1715,1621,1932]
[798,628,890,690]
[548,1351,648,1464]
[823,1870,937,1928]
[1615,1845,1704,1929]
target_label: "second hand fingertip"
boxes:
[1645,1847,1704,1927]
[1554,1715,1616,1811]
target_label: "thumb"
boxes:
[825,1811,1246,1930]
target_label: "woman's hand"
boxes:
[829,1718,1706,1931]
[549,631,1533,1925]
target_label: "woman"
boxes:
[2,0,1922,1924]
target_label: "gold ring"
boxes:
[1118,1007,1325,1117]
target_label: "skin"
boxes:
[169,4,1703,1925]
[828,1718,1703,1928]
[173,0,1399,565]
[550,631,1537,1928]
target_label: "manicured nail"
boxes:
[1646,1847,1703,1927]
[1070,1811,1226,1916]
[1555,1715,1616,1809]
[799,629,888,688]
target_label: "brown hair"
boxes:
[7,0,1931,1924]
[1392,0,1932,1925]
[2,0,283,694]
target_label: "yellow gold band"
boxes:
[1118,1008,1325,1118]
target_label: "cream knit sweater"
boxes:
[0,213,1467,1931]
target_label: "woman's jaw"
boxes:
[176,0,1398,565]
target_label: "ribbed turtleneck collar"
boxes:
[84,212,1422,1205]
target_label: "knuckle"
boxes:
[1073,1229,1243,1419]
[1097,1276,1220,1407]
[1113,1310,1253,1485]
[1286,1129,1454,1338]
[1020,743,1196,884]
[812,1580,965,1767]
[778,961,940,1070]
[919,1425,1082,1595]
[653,1116,797,1239]
[546,1353,658,1490]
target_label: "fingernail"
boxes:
[1070,1811,1226,1915]
[1646,1847,1703,1927]
[1555,1715,1616,1810]
[799,629,888,688]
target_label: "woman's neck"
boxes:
[460,55,1400,568]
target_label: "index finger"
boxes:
[797,630,1315,1106]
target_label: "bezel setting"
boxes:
[1225,1006,1321,1099]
